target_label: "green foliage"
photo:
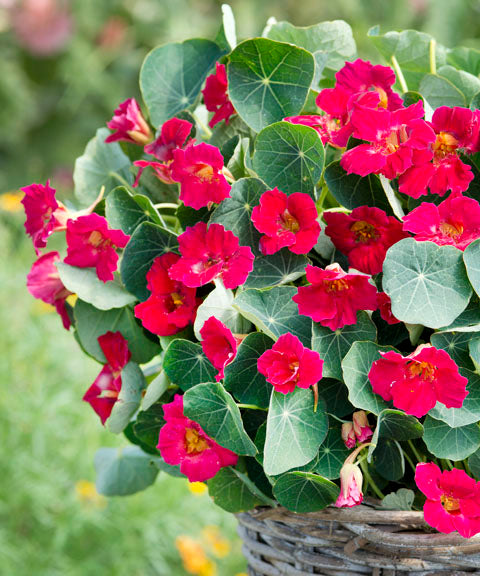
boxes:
[429,369,480,427]
[163,339,216,391]
[105,186,163,235]
[423,416,480,460]
[272,472,339,512]
[107,362,146,434]
[315,427,351,480]
[208,467,265,513]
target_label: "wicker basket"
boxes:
[236,505,480,575]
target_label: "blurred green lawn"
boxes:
[0,213,246,576]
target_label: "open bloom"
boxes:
[65,213,130,282]
[399,107,480,198]
[158,394,238,482]
[341,101,436,180]
[105,98,152,145]
[415,463,480,537]
[200,317,239,381]
[402,194,480,251]
[293,264,378,331]
[26,251,73,329]
[251,188,320,255]
[257,332,324,394]
[377,292,400,325]
[368,345,468,417]
[335,463,363,508]
[202,63,235,128]
[134,253,198,336]
[324,206,408,275]
[133,117,194,186]
[83,331,131,424]
[168,222,254,289]
[171,143,231,209]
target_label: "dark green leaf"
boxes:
[423,415,480,460]
[468,449,480,480]
[368,409,423,462]
[373,438,405,481]
[105,186,162,235]
[245,250,308,290]
[315,427,351,480]
[430,331,475,370]
[319,378,354,418]
[163,339,216,391]
[133,401,166,450]
[430,369,480,427]
[273,471,339,512]
[464,239,480,299]
[208,467,264,513]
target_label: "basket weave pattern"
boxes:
[236,506,480,575]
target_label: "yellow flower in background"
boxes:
[176,535,217,576]
[188,481,208,495]
[75,480,107,509]
[32,300,55,316]
[0,191,23,213]
[202,525,231,558]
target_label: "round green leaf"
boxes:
[252,122,324,198]
[464,239,480,298]
[105,186,162,235]
[273,471,339,513]
[423,415,480,460]
[133,400,167,451]
[471,337,480,370]
[319,378,353,419]
[437,65,480,106]
[430,330,475,370]
[383,238,472,329]
[315,427,351,480]
[163,339,216,391]
[419,74,466,109]
[183,382,257,456]
[429,369,480,428]
[367,409,423,462]
[372,439,405,481]
[245,249,308,290]
[208,467,264,513]
[469,449,480,480]
[227,38,314,132]
[264,388,328,476]
[140,39,223,127]
[107,362,146,434]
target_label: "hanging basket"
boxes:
[236,505,480,575]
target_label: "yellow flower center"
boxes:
[185,428,209,454]
[171,292,184,307]
[407,360,436,381]
[441,494,461,513]
[324,278,350,293]
[351,220,379,243]
[433,132,459,159]
[193,163,215,182]
[281,210,300,233]
[439,221,464,239]
[375,86,389,109]
[88,230,112,249]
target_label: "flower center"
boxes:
[407,360,436,381]
[441,494,461,514]
[288,359,300,381]
[281,210,300,233]
[184,428,209,455]
[88,230,111,249]
[383,125,408,154]
[439,221,464,240]
[375,86,389,109]
[193,163,215,182]
[100,389,119,399]
[324,278,350,293]
[351,220,379,243]
[433,132,459,159]
[170,292,184,307]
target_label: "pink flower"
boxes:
[257,332,324,394]
[415,463,480,537]
[133,117,194,186]
[200,317,239,381]
[202,63,235,128]
[402,194,480,251]
[134,253,198,336]
[293,264,378,331]
[368,345,468,418]
[21,181,69,254]
[83,331,131,425]
[64,213,130,283]
[341,422,356,449]
[377,292,400,325]
[168,222,254,289]
[341,101,436,180]
[26,251,72,329]
[157,394,238,482]
[335,463,363,508]
[171,143,231,209]
[399,107,480,198]
[324,206,408,275]
[352,411,373,443]
[105,98,152,145]
[251,188,320,255]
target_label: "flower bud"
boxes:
[335,462,363,508]
[341,422,356,449]
[353,410,373,443]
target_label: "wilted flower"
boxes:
[202,62,235,128]
[200,316,239,381]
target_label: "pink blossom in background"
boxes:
[64,213,130,282]
[257,332,324,394]
[200,317,239,381]
[134,253,198,336]
[415,463,480,537]
[202,63,235,128]
[168,222,254,289]
[83,331,131,425]
[402,194,480,250]
[106,98,152,145]
[324,206,408,275]
[251,188,320,255]
[293,264,378,331]
[171,143,231,209]
[26,251,72,329]
[377,292,401,325]
[335,463,363,508]
[158,394,238,482]
[368,345,468,418]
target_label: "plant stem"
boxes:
[316,184,329,211]
[193,112,212,139]
[408,440,424,464]
[404,450,417,473]
[442,459,454,471]
[109,171,135,193]
[153,203,179,210]
[429,39,437,75]
[359,460,385,500]
[391,56,408,93]
[237,404,268,411]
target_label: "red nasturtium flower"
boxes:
[134,253,198,336]
[399,106,480,198]
[335,462,363,508]
[341,101,435,180]
[341,422,356,449]
[105,98,152,145]
[324,206,408,275]
[402,194,480,251]
[168,222,254,289]
[83,331,131,425]
[26,251,73,330]
[157,394,238,482]
[376,292,400,325]
[202,62,235,128]
[200,316,239,381]
[133,117,194,186]
[251,188,320,255]
[64,213,130,283]
[293,264,378,331]
[171,143,231,209]
[415,463,480,537]
[341,411,373,448]
[368,345,468,418]
[257,332,324,394]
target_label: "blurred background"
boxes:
[2,0,480,574]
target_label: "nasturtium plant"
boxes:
[20,5,480,538]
